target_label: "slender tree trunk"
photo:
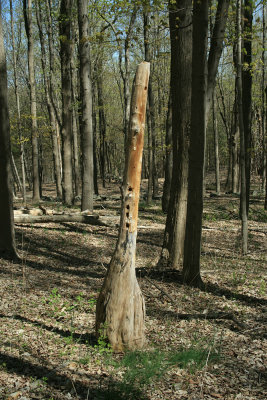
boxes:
[160,0,192,269]
[242,0,253,214]
[10,0,26,205]
[236,0,248,254]
[36,0,62,199]
[143,6,158,200]
[182,0,208,287]
[265,86,267,210]
[59,0,74,205]
[162,92,172,212]
[232,95,239,194]
[92,82,99,195]
[213,94,220,194]
[96,62,150,351]
[23,0,40,202]
[78,0,94,211]
[0,6,18,260]
[96,57,107,188]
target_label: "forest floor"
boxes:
[0,177,266,400]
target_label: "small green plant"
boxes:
[232,271,247,286]
[94,323,112,355]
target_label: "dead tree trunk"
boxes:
[96,62,150,351]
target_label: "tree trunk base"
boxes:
[96,241,145,352]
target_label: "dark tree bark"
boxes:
[143,5,158,202]
[182,0,208,287]
[0,6,18,260]
[78,0,94,211]
[59,0,74,205]
[242,0,253,215]
[160,0,192,269]
[23,0,40,202]
[96,62,150,351]
[236,0,248,254]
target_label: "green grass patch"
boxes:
[104,346,220,399]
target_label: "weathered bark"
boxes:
[236,0,248,254]
[162,92,172,212]
[78,0,94,211]
[182,0,208,287]
[96,62,150,351]
[59,0,74,205]
[160,0,192,269]
[0,7,18,260]
[23,0,40,202]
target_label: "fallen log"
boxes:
[14,213,112,226]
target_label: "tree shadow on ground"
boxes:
[137,268,267,307]
[0,351,149,400]
[146,306,267,340]
[0,313,97,346]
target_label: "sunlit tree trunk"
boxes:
[96,62,150,351]
[23,0,40,202]
[78,0,94,211]
[59,0,74,205]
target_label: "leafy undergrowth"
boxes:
[0,180,266,400]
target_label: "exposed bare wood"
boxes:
[96,62,150,351]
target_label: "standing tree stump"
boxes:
[96,62,150,351]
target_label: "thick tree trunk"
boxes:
[23,0,40,202]
[78,0,94,211]
[96,62,150,351]
[0,8,18,260]
[182,0,208,287]
[59,0,74,205]
[160,0,192,269]
[236,0,248,254]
